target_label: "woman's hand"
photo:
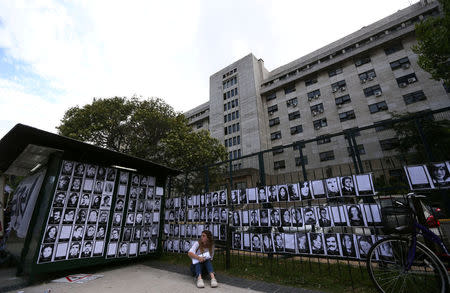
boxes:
[198,256,205,262]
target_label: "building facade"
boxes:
[185,1,449,185]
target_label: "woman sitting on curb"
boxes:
[188,230,218,288]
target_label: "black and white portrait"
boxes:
[79,193,90,208]
[93,181,104,194]
[262,234,273,253]
[311,180,326,198]
[96,167,106,180]
[107,168,116,182]
[81,241,93,257]
[49,208,62,224]
[74,163,85,177]
[404,165,432,190]
[53,192,66,207]
[427,162,450,188]
[75,209,87,224]
[219,190,227,205]
[341,234,357,258]
[98,211,108,224]
[278,185,288,201]
[232,211,241,226]
[309,233,325,255]
[296,233,309,254]
[126,213,135,225]
[239,188,247,204]
[280,208,291,227]
[347,205,365,226]
[38,244,54,263]
[357,235,373,259]
[87,210,98,223]
[62,161,74,175]
[249,209,259,226]
[267,185,277,202]
[376,236,393,260]
[233,233,242,250]
[104,182,114,195]
[72,225,84,241]
[91,195,101,209]
[259,209,269,226]
[110,228,120,241]
[70,178,82,192]
[118,242,128,257]
[139,241,148,255]
[113,213,122,226]
[287,184,300,201]
[68,242,81,259]
[317,207,332,227]
[212,192,219,206]
[44,225,58,243]
[231,190,239,204]
[86,164,96,178]
[100,195,111,209]
[115,199,125,211]
[119,171,128,184]
[67,192,79,208]
[325,177,341,197]
[123,228,132,241]
[57,176,70,191]
[303,207,316,225]
[251,234,262,252]
[299,181,313,200]
[270,208,281,226]
[324,233,341,256]
[96,225,106,240]
[291,208,303,227]
[257,186,267,203]
[63,209,75,224]
[273,233,285,252]
[340,176,356,196]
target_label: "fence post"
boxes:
[351,134,364,173]
[226,160,233,270]
[414,118,434,163]
[204,165,209,193]
[297,142,308,181]
[345,131,360,174]
[258,152,266,186]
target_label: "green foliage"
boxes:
[57,96,226,173]
[392,112,450,163]
[413,0,450,87]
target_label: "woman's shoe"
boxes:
[210,278,218,288]
[197,278,205,288]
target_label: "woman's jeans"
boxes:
[194,259,214,278]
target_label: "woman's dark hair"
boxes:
[198,230,214,253]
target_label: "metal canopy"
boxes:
[0,124,180,177]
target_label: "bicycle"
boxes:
[366,193,449,293]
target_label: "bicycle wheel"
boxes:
[366,237,448,293]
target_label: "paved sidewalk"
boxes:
[3,262,323,293]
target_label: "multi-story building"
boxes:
[185,0,449,185]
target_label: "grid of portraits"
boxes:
[230,174,375,205]
[106,173,161,258]
[163,222,227,246]
[38,161,116,263]
[230,232,393,260]
[404,161,450,190]
[230,204,382,228]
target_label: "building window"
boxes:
[270,131,282,140]
[228,138,232,146]
[237,122,240,131]
[347,144,366,156]
[233,137,237,146]
[319,150,335,161]
[310,103,324,116]
[328,67,343,77]
[223,76,237,89]
[233,150,237,159]
[295,156,308,166]
[335,94,351,106]
[286,97,298,107]
[359,69,376,83]
[380,138,399,151]
[224,140,228,147]
[224,127,228,135]
[232,124,236,133]
[231,100,235,108]
[331,80,347,92]
[374,119,393,132]
[369,101,388,113]
[397,73,418,87]
[237,136,240,144]
[268,105,278,115]
[305,77,317,87]
[364,84,382,97]
[228,125,232,134]
[339,110,356,122]
[224,104,227,111]
[307,89,321,101]
[284,84,296,94]
[390,57,411,70]
[235,99,239,107]
[224,115,227,123]
[236,110,239,119]
[384,43,403,55]
[403,90,427,105]
[269,117,280,127]
[354,56,371,67]
[317,135,331,145]
[272,147,284,155]
[266,93,276,101]
[274,160,286,170]
[288,111,301,120]
[290,125,303,135]
[232,112,235,120]
[313,118,327,130]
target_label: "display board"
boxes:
[37,160,162,263]
[404,161,450,190]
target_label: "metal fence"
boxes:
[162,107,450,291]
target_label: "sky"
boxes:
[0,0,414,138]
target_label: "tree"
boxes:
[57,96,227,174]
[413,0,450,87]
[392,112,450,164]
